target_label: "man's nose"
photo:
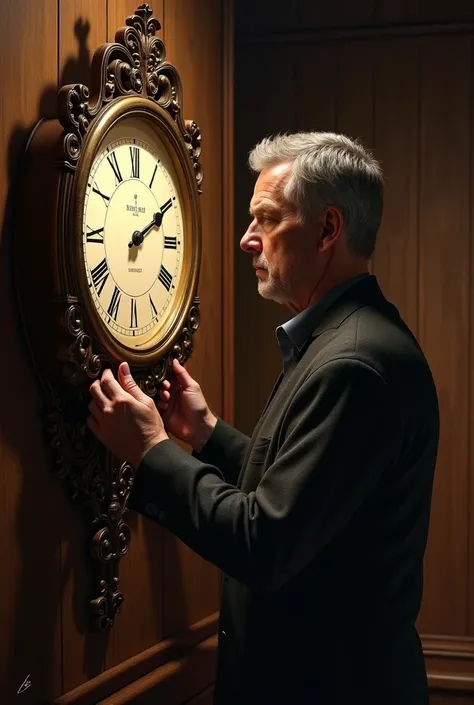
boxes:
[240,224,262,253]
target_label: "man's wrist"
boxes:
[135,432,169,468]
[193,412,218,453]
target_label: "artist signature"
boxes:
[17,674,32,695]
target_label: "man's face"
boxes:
[240,163,322,309]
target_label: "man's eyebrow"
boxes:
[249,203,279,215]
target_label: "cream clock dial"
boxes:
[82,118,184,352]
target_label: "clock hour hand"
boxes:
[128,210,163,248]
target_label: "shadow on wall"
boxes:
[0,16,190,702]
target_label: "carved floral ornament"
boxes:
[58,3,203,195]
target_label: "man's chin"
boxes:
[257,281,286,305]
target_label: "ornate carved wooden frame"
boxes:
[15,4,203,630]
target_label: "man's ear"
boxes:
[318,206,343,251]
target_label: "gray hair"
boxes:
[248,131,383,259]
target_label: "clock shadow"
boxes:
[0,84,64,702]
[60,17,93,89]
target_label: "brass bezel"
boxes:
[73,95,202,367]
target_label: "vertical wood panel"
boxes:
[0,1,61,703]
[295,43,338,132]
[372,39,419,332]
[417,36,470,636]
[159,0,224,637]
[234,46,296,436]
[336,41,374,148]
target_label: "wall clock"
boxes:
[15,3,203,630]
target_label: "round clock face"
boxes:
[81,115,186,353]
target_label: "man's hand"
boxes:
[158,358,217,452]
[88,362,167,467]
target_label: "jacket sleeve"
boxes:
[192,417,250,486]
[128,358,398,591]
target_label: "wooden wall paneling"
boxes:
[235,0,298,35]
[295,41,337,132]
[0,1,61,703]
[375,0,474,25]
[233,45,296,436]
[336,40,374,149]
[107,0,164,42]
[416,36,470,637]
[296,0,376,28]
[372,38,419,333]
[335,40,375,274]
[159,0,224,637]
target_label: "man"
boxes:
[88,132,439,704]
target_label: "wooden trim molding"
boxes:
[221,0,235,426]
[236,22,474,46]
[97,634,218,705]
[53,613,219,705]
[423,634,474,692]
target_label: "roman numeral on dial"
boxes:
[164,236,177,249]
[158,264,173,291]
[107,152,123,185]
[86,226,104,243]
[130,147,140,179]
[91,258,109,295]
[130,298,138,328]
[107,286,121,321]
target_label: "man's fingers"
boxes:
[90,379,111,410]
[101,368,125,400]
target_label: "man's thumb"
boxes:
[118,362,143,400]
[173,358,195,389]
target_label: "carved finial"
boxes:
[129,4,161,36]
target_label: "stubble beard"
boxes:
[257,270,289,305]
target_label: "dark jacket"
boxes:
[128,275,439,704]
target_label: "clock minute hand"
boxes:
[128,210,163,248]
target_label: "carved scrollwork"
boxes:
[89,460,134,630]
[57,4,203,192]
[45,385,134,629]
[60,296,104,383]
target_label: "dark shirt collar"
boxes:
[276,273,371,371]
